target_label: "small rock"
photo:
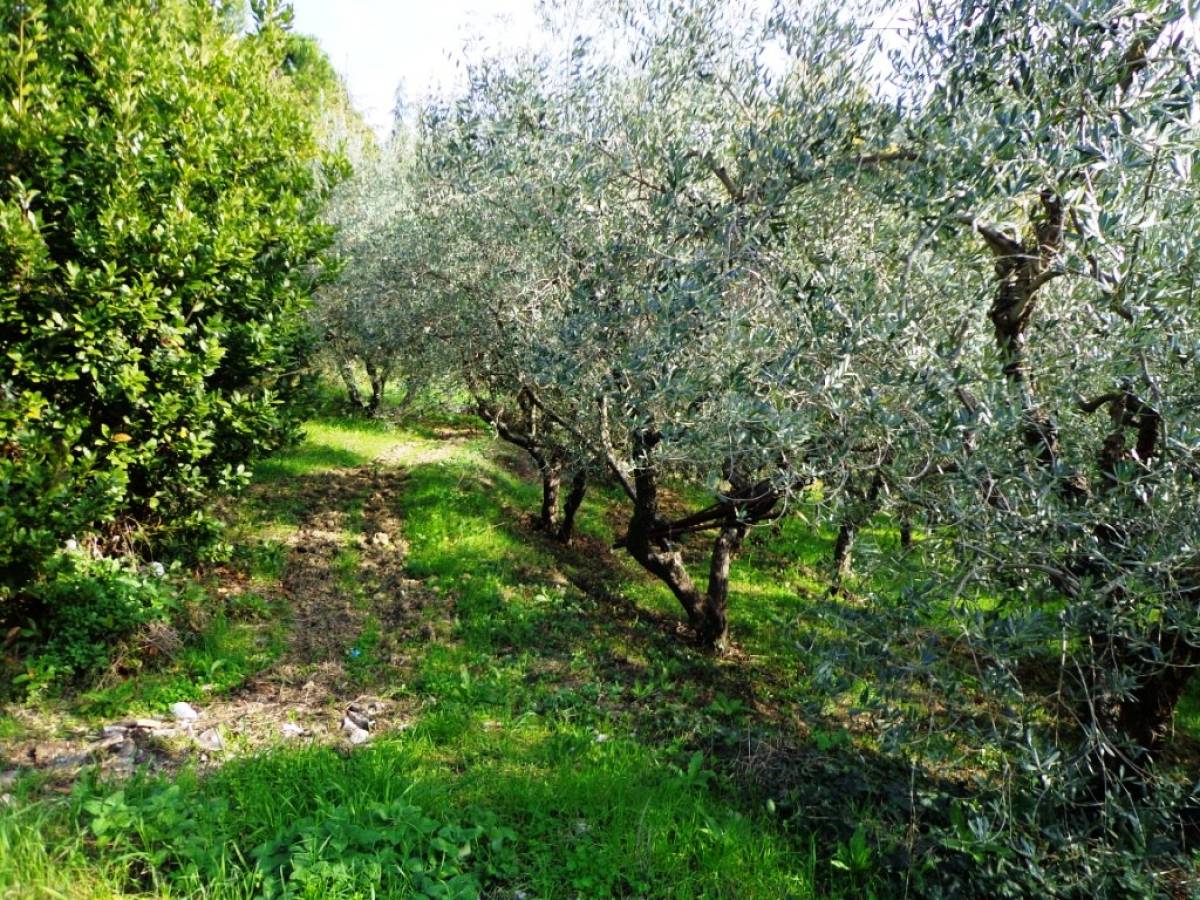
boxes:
[94,735,126,752]
[344,708,373,731]
[342,718,370,745]
[48,752,92,769]
[0,793,12,807]
[101,724,128,738]
[196,728,224,752]
[114,739,138,761]
[371,531,390,547]
[281,723,305,739]
[131,718,165,730]
[171,702,199,722]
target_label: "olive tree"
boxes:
[415,57,601,541]
[821,2,1200,888]
[416,0,958,648]
[898,0,1200,761]
[315,137,452,416]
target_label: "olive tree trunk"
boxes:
[556,470,587,545]
[538,461,561,533]
[337,356,367,410]
[972,193,1197,758]
[619,430,752,652]
[830,466,886,594]
[363,358,389,416]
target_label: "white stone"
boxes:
[342,718,370,744]
[170,702,199,722]
[196,729,224,752]
[344,708,373,731]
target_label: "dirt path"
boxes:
[2,442,455,783]
[192,465,419,749]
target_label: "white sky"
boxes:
[290,0,544,136]
[291,0,1200,139]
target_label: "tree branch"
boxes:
[953,213,1024,258]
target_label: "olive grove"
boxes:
[324,0,1200,890]
[412,2,962,650]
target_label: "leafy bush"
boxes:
[18,551,176,693]
[251,799,519,898]
[0,0,340,597]
[70,777,520,900]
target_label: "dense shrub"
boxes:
[0,0,339,597]
[18,551,176,694]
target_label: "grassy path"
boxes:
[3,415,896,898]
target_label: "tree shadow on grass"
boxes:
[395,453,977,892]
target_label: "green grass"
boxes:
[6,398,1200,896]
[252,416,400,483]
[0,727,826,898]
[74,608,287,720]
[1176,681,1200,737]
[0,408,958,898]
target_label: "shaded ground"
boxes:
[2,418,846,897]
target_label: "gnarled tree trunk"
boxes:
[701,524,746,652]
[1113,622,1200,753]
[556,469,587,545]
[624,435,707,634]
[337,356,367,410]
[474,391,581,539]
[364,358,389,416]
[971,193,1198,760]
[618,429,771,651]
[830,465,887,594]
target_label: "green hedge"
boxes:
[0,0,339,595]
